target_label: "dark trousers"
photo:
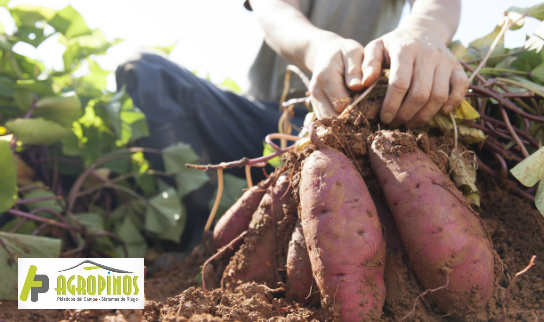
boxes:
[115,51,305,249]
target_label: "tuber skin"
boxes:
[300,146,386,322]
[222,175,293,289]
[369,130,494,316]
[286,217,314,302]
[213,176,274,250]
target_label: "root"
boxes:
[400,275,450,321]
[201,231,248,292]
[500,255,537,322]
[203,169,224,254]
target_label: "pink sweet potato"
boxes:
[222,175,294,289]
[369,130,494,315]
[300,146,386,322]
[213,176,274,250]
[286,218,314,302]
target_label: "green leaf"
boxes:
[1,218,37,234]
[104,91,149,144]
[162,142,200,174]
[108,199,146,229]
[8,5,56,47]
[32,92,82,127]
[530,62,544,83]
[15,79,55,97]
[13,88,33,112]
[0,34,12,51]
[158,203,187,243]
[5,117,72,145]
[208,173,247,217]
[152,42,177,55]
[21,189,64,217]
[0,141,17,213]
[174,169,209,198]
[162,142,209,197]
[76,59,109,98]
[0,75,14,98]
[11,25,47,47]
[48,5,91,39]
[73,212,103,228]
[218,78,242,94]
[61,29,122,70]
[510,146,544,187]
[535,181,544,217]
[0,232,61,300]
[10,5,56,27]
[508,4,544,21]
[115,216,146,258]
[468,25,505,60]
[0,0,10,7]
[263,142,283,167]
[145,188,184,237]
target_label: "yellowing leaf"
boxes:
[510,146,544,187]
[427,114,487,144]
[453,100,480,120]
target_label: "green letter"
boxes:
[55,275,66,295]
[132,276,139,295]
[87,276,96,295]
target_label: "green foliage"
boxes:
[0,232,61,300]
[448,8,544,216]
[0,140,17,212]
[0,3,219,285]
[511,147,544,216]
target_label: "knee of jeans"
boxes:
[115,50,170,91]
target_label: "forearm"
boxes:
[404,0,461,44]
[248,0,338,72]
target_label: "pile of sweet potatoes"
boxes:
[207,127,496,322]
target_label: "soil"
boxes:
[1,95,543,322]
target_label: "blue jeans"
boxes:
[116,51,305,180]
[115,51,306,250]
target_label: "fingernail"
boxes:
[443,105,453,113]
[348,78,361,87]
[382,112,393,124]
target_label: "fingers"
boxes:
[381,45,468,128]
[381,48,413,125]
[343,44,365,91]
[441,66,469,114]
[310,86,339,119]
[361,40,386,87]
[404,62,450,128]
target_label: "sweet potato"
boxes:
[286,218,314,302]
[222,175,294,289]
[369,130,494,315]
[213,176,274,250]
[300,146,386,322]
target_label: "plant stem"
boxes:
[7,209,83,233]
[498,105,529,158]
[468,14,525,84]
[470,85,544,123]
[203,169,223,254]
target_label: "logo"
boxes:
[20,265,49,302]
[18,258,144,309]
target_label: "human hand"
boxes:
[361,26,468,128]
[308,36,366,119]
